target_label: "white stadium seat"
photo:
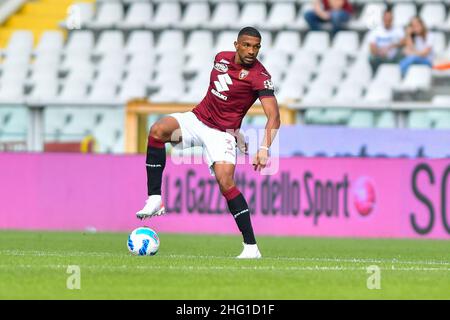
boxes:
[179,2,210,29]
[208,3,239,29]
[364,82,393,103]
[393,3,417,28]
[420,3,446,29]
[398,65,432,91]
[266,3,296,30]
[269,31,301,55]
[302,31,330,56]
[150,2,181,28]
[125,31,154,57]
[330,31,360,56]
[93,31,124,57]
[185,30,214,55]
[88,2,123,29]
[118,2,153,29]
[155,30,184,54]
[34,31,64,56]
[64,31,94,55]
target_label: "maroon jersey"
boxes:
[192,51,275,132]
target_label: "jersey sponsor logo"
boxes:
[211,88,228,101]
[214,62,228,73]
[239,69,249,80]
[214,73,233,92]
[219,59,230,64]
[264,79,274,90]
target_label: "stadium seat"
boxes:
[348,111,375,128]
[88,2,123,29]
[64,31,94,55]
[345,58,373,87]
[302,82,334,104]
[408,111,432,129]
[372,64,402,88]
[269,31,301,55]
[397,65,432,91]
[179,2,210,29]
[215,31,236,52]
[28,78,59,102]
[317,51,348,73]
[63,2,95,29]
[333,82,364,103]
[393,3,417,28]
[208,2,239,30]
[119,76,148,103]
[58,79,89,103]
[348,3,386,30]
[420,3,446,30]
[150,2,181,29]
[93,31,124,57]
[34,31,64,56]
[2,30,33,57]
[364,82,393,103]
[89,79,119,103]
[302,31,330,56]
[376,111,396,128]
[290,51,318,74]
[117,2,153,29]
[185,30,214,56]
[124,31,154,57]
[266,3,296,30]
[292,2,312,30]
[185,50,215,74]
[155,30,184,55]
[330,31,360,57]
[0,80,25,103]
[237,3,267,29]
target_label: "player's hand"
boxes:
[236,131,248,154]
[252,148,269,172]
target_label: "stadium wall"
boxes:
[0,153,449,239]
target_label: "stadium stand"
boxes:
[0,0,449,155]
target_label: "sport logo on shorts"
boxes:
[239,69,249,80]
[264,79,274,90]
[214,62,228,73]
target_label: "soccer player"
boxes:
[136,27,280,259]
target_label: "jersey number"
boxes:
[214,74,233,92]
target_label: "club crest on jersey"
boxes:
[264,79,274,90]
[214,62,228,73]
[239,69,249,80]
[219,59,230,64]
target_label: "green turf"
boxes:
[0,231,449,299]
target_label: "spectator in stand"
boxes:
[399,16,433,77]
[304,0,354,36]
[368,7,405,73]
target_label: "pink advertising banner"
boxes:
[0,152,449,239]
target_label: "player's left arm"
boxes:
[253,96,280,172]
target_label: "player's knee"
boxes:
[149,123,166,141]
[218,178,236,195]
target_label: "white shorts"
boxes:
[169,112,237,175]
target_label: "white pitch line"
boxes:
[1,250,450,267]
[0,264,449,272]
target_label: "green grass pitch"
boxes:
[0,231,449,299]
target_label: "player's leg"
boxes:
[213,162,261,259]
[137,116,181,219]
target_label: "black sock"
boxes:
[146,136,166,196]
[224,186,256,245]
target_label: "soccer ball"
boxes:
[127,227,160,256]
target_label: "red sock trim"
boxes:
[223,186,241,201]
[148,136,165,148]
